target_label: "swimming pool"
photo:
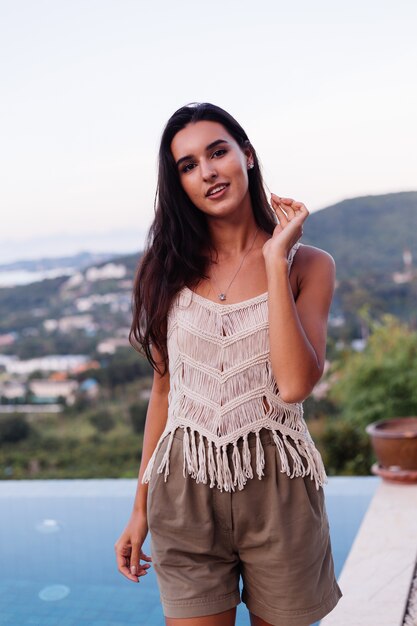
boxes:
[0,477,379,626]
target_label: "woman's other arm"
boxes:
[114,345,170,582]
[131,349,170,514]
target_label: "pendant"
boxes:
[218,293,226,301]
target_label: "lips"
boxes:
[206,183,229,197]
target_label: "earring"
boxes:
[247,162,254,170]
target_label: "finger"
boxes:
[129,563,150,579]
[271,196,289,225]
[271,193,288,209]
[131,564,151,579]
[130,542,141,578]
[121,562,141,582]
[281,198,309,214]
[272,199,300,226]
[278,196,295,204]
[130,547,153,579]
[280,200,296,220]
[271,193,296,219]
[116,549,141,583]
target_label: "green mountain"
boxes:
[302,191,417,279]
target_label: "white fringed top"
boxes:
[142,242,327,492]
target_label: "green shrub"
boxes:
[0,434,142,478]
[316,315,417,475]
[322,418,374,475]
[0,415,31,444]
[329,315,417,428]
[303,395,340,421]
[129,401,148,434]
[89,410,115,433]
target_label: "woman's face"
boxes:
[170,120,253,219]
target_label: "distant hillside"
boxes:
[117,192,417,287]
[0,251,118,273]
[0,192,416,346]
[302,191,417,279]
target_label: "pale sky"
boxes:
[1,0,416,263]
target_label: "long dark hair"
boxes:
[130,102,277,374]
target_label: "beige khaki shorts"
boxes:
[147,427,342,626]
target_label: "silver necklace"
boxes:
[210,227,260,301]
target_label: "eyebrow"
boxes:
[175,139,230,168]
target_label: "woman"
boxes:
[115,102,342,626]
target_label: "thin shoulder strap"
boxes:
[287,242,302,273]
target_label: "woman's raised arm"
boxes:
[263,195,336,404]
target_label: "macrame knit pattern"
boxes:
[142,242,327,492]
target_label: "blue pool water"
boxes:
[0,477,379,626]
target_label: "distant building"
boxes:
[5,355,89,375]
[351,338,367,352]
[61,272,84,291]
[43,319,59,332]
[43,315,96,333]
[0,380,26,402]
[116,327,131,339]
[75,294,114,312]
[60,262,128,290]
[392,248,414,284]
[59,314,96,332]
[49,371,69,381]
[29,379,79,405]
[140,388,151,401]
[74,293,130,314]
[97,337,130,354]
[86,263,126,282]
[328,314,346,328]
[72,360,101,375]
[0,356,18,373]
[0,333,17,347]
[79,378,99,400]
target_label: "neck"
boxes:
[206,214,260,261]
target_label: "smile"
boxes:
[206,183,229,198]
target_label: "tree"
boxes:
[323,315,417,474]
[0,415,31,444]
[89,410,115,433]
[129,402,148,435]
[329,315,417,428]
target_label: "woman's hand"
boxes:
[262,194,309,263]
[114,511,152,583]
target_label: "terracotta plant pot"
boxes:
[366,417,417,475]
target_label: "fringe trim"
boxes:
[141,428,171,484]
[142,425,327,492]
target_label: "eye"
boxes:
[212,148,227,158]
[181,162,196,173]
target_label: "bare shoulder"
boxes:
[295,243,335,273]
[293,244,336,291]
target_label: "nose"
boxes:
[200,159,217,182]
